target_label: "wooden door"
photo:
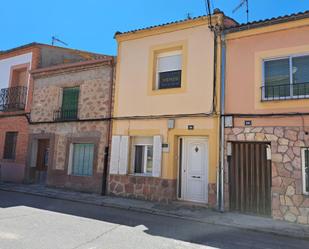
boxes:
[36,139,50,171]
[229,142,272,216]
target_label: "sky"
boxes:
[1,0,309,55]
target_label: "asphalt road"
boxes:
[0,190,308,249]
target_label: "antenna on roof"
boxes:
[204,0,213,28]
[51,36,68,46]
[233,0,249,22]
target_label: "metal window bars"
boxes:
[0,86,27,111]
[261,82,309,101]
[53,108,78,121]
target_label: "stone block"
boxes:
[292,195,304,207]
[237,134,245,140]
[232,128,244,135]
[286,186,295,196]
[284,211,297,222]
[285,196,294,206]
[264,127,274,134]
[255,133,265,141]
[245,133,255,140]
[274,127,284,138]
[272,153,283,163]
[265,134,278,141]
[278,145,288,153]
[285,130,298,141]
[278,138,289,146]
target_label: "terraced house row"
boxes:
[0,9,309,224]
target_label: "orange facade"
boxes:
[224,17,309,224]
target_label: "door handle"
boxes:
[192,176,201,179]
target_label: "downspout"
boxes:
[219,32,226,212]
[101,58,115,195]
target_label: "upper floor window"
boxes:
[10,67,28,87]
[3,132,18,160]
[262,55,309,100]
[54,87,79,121]
[156,51,182,90]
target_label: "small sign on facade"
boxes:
[162,143,169,153]
[188,125,194,130]
[244,120,252,126]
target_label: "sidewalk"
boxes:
[0,182,308,240]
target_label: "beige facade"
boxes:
[27,59,114,193]
[109,14,236,204]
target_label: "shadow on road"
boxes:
[0,190,308,249]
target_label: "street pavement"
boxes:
[0,190,308,249]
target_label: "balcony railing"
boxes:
[53,108,78,121]
[0,86,27,111]
[261,82,309,101]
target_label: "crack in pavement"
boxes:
[71,225,122,249]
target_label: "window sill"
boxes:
[261,96,309,102]
[129,173,154,177]
[148,86,186,96]
[68,174,93,177]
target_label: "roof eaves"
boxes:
[225,10,309,34]
[114,15,209,38]
[30,57,113,76]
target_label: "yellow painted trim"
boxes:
[254,44,309,110]
[167,127,218,183]
[116,15,221,42]
[147,41,188,96]
[128,129,161,136]
[226,18,309,40]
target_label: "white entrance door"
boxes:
[181,137,208,203]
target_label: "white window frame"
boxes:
[156,50,182,90]
[262,53,309,101]
[132,143,153,176]
[301,148,309,195]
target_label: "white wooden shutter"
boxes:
[152,136,162,177]
[109,136,121,174]
[119,136,129,175]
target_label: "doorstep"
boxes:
[0,182,308,240]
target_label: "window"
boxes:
[301,148,309,195]
[71,143,94,176]
[132,137,153,175]
[59,87,79,120]
[263,55,309,100]
[156,51,182,89]
[3,132,18,160]
[10,67,28,87]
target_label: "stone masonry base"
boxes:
[225,126,309,224]
[109,174,218,207]
[108,175,177,203]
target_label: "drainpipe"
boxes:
[219,32,226,212]
[101,58,115,195]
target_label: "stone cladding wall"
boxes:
[225,126,309,224]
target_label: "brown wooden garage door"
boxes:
[229,142,272,216]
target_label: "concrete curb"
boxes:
[1,185,308,240]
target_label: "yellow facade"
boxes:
[111,15,225,202]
